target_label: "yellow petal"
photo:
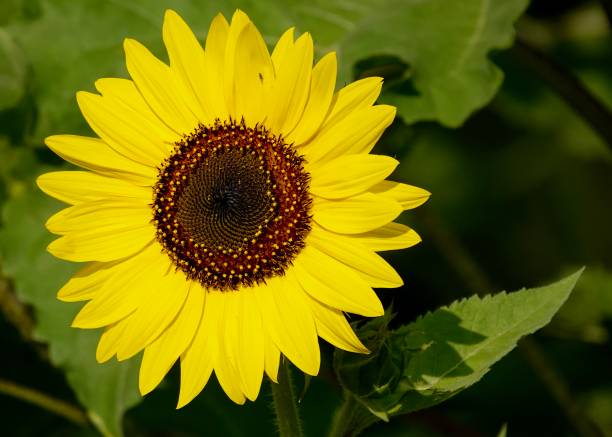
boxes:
[57,261,121,302]
[309,225,403,288]
[71,246,167,328]
[369,181,431,210]
[213,292,246,404]
[233,22,274,125]
[48,228,152,263]
[323,76,383,128]
[313,193,402,234]
[302,105,396,163]
[286,52,337,145]
[271,27,294,70]
[266,32,313,135]
[96,322,127,363]
[307,297,368,353]
[44,135,155,185]
[214,346,247,405]
[46,198,151,235]
[100,271,192,364]
[94,77,180,148]
[124,38,199,134]
[139,281,205,395]
[177,288,219,408]
[346,222,422,251]
[37,171,150,205]
[263,333,280,383]
[203,13,230,120]
[257,273,320,375]
[308,154,398,199]
[226,288,265,401]
[76,91,170,168]
[162,10,212,123]
[220,291,241,393]
[115,269,190,361]
[293,245,384,317]
[47,200,154,263]
[223,10,251,119]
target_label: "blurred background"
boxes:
[1,0,611,436]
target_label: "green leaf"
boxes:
[334,270,583,428]
[0,185,141,437]
[373,0,529,126]
[0,28,26,110]
[6,0,528,140]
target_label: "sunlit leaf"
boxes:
[349,0,529,126]
[335,270,582,428]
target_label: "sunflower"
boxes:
[37,9,430,407]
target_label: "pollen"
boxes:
[153,119,312,291]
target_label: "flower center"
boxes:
[153,120,312,291]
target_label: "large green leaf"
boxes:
[6,0,528,140]
[334,270,582,431]
[373,0,529,126]
[0,183,141,437]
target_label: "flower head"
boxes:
[37,9,430,407]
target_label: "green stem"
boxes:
[271,358,303,437]
[328,394,377,437]
[512,37,612,152]
[0,378,88,426]
[419,209,604,437]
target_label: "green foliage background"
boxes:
[1,0,611,436]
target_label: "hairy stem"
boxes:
[0,378,88,425]
[418,209,604,437]
[271,358,304,437]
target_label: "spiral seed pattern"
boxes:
[153,119,311,291]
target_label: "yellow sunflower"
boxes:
[37,9,430,407]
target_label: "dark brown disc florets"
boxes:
[153,119,312,291]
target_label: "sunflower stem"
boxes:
[0,378,89,426]
[271,358,304,437]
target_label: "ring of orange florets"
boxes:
[153,119,312,291]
